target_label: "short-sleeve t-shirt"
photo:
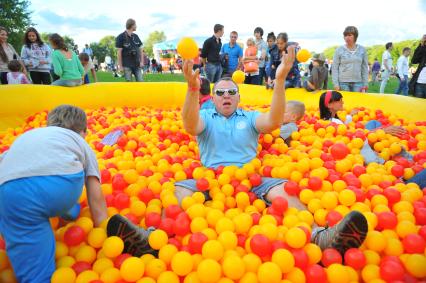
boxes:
[0,127,100,185]
[197,108,260,169]
[382,50,393,71]
[255,39,268,68]
[115,31,143,68]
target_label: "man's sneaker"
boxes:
[107,214,157,257]
[312,210,368,255]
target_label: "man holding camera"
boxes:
[116,18,144,82]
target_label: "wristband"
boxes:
[189,86,199,92]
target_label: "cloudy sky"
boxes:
[30,0,426,53]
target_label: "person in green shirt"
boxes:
[49,33,84,87]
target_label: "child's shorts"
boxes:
[0,171,84,283]
[175,177,286,205]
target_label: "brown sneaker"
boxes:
[107,214,158,257]
[312,210,368,255]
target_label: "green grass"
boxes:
[92,71,401,94]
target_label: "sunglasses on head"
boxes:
[215,88,238,96]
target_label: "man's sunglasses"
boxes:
[214,88,238,96]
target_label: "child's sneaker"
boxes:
[312,211,368,255]
[107,214,157,257]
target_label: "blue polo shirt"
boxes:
[197,108,260,168]
[220,43,243,73]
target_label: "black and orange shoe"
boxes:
[107,214,157,257]
[312,210,368,255]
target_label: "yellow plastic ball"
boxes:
[271,249,295,273]
[171,251,194,276]
[102,236,124,258]
[222,255,245,280]
[120,257,145,282]
[327,264,349,283]
[177,37,199,60]
[148,229,168,250]
[232,70,245,84]
[257,262,282,283]
[202,240,224,261]
[51,267,76,283]
[285,227,307,248]
[197,259,222,283]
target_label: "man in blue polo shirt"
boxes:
[221,31,243,76]
[176,47,368,256]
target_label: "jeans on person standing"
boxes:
[258,67,266,85]
[244,74,260,85]
[395,75,408,96]
[205,62,222,83]
[371,70,379,84]
[51,79,82,87]
[380,69,391,93]
[406,169,426,189]
[339,82,364,92]
[415,83,426,99]
[123,66,143,82]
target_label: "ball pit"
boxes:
[1,83,426,282]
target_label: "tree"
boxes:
[89,35,116,63]
[144,31,166,58]
[0,0,32,51]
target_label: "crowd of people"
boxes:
[200,24,426,98]
[0,21,425,97]
[1,19,426,283]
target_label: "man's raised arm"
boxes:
[182,60,205,136]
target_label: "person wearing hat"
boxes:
[304,53,328,92]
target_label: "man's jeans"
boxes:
[205,63,222,83]
[124,66,143,82]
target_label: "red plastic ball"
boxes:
[165,205,183,220]
[376,211,398,230]
[415,207,426,225]
[114,253,132,268]
[159,218,175,236]
[402,234,426,254]
[64,225,85,246]
[391,165,405,178]
[138,188,155,204]
[292,248,309,270]
[330,143,350,160]
[72,261,91,275]
[344,248,366,270]
[250,234,272,258]
[284,181,300,196]
[114,193,130,210]
[100,169,111,183]
[321,248,342,267]
[380,260,405,282]
[173,216,190,236]
[249,173,262,187]
[306,264,327,283]
[383,188,401,204]
[271,197,288,214]
[308,177,323,191]
[326,211,343,227]
[188,232,208,254]
[196,178,209,192]
[145,213,162,228]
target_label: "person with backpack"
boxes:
[116,18,144,82]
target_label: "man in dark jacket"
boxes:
[409,34,426,98]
